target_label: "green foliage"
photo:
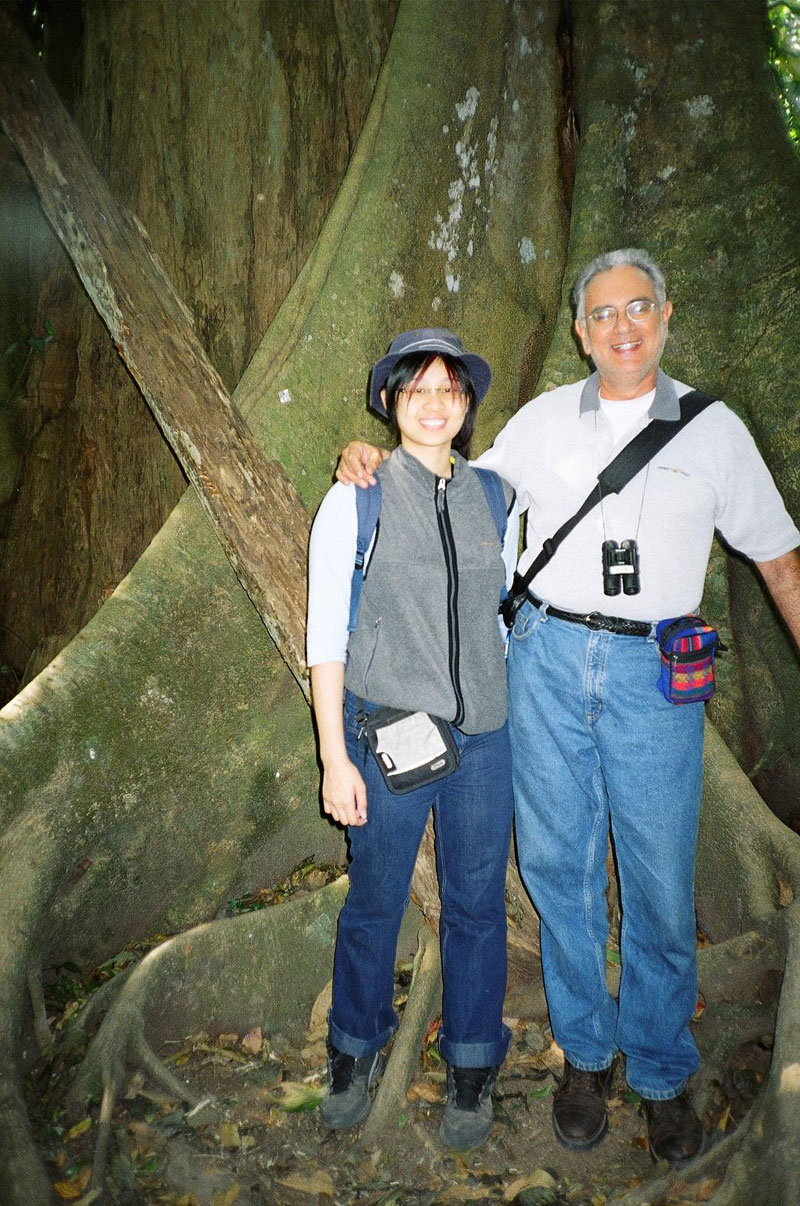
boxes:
[769,1,800,147]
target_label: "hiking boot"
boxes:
[642,1090,707,1166]
[319,1045,383,1130]
[552,1057,615,1150]
[439,1064,498,1149]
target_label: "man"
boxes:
[337,248,800,1165]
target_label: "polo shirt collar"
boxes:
[578,368,680,420]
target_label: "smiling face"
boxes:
[575,264,673,399]
[384,357,468,472]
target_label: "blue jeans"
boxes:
[329,690,513,1068]
[507,600,704,1098]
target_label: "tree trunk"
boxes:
[0,0,396,695]
[0,6,311,687]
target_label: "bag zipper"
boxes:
[435,476,464,727]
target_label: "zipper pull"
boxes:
[436,477,446,511]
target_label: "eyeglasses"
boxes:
[585,299,660,327]
[400,385,464,399]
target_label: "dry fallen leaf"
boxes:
[218,1121,241,1148]
[218,1032,239,1049]
[65,1117,92,1141]
[210,1186,240,1206]
[310,980,333,1032]
[670,1176,721,1201]
[300,1039,328,1064]
[406,1078,444,1103]
[276,1170,335,1196]
[53,1166,92,1200]
[540,1040,565,1074]
[275,1081,325,1112]
[503,1169,557,1200]
[241,1026,262,1056]
[437,1186,490,1202]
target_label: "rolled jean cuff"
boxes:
[328,1015,395,1059]
[562,1049,616,1075]
[629,1079,690,1101]
[438,1023,512,1069]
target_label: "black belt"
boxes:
[527,592,653,637]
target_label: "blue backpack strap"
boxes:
[348,479,382,633]
[472,466,509,543]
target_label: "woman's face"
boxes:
[390,357,467,458]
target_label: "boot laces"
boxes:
[452,1065,493,1110]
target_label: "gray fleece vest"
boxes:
[344,446,511,734]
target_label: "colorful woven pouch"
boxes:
[656,615,726,704]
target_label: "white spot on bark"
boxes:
[455,86,480,122]
[389,271,406,298]
[622,109,637,143]
[519,36,532,56]
[179,433,202,465]
[140,685,175,710]
[685,95,714,118]
[519,237,537,264]
[512,99,520,114]
[442,124,449,134]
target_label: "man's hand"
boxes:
[336,440,389,488]
[321,755,368,827]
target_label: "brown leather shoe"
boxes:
[642,1091,707,1166]
[552,1058,615,1150]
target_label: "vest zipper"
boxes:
[435,476,464,727]
[363,616,382,698]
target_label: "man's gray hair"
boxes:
[572,248,667,319]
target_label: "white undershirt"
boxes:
[599,388,654,444]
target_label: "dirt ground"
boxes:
[28,866,760,1205]
[30,1011,688,1205]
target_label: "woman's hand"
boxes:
[336,441,389,487]
[321,755,368,827]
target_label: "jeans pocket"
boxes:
[511,599,545,644]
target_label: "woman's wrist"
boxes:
[320,744,352,769]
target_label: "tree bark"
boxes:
[0,7,310,690]
[0,0,396,695]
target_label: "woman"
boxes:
[306,328,518,1149]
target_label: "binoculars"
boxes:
[602,539,641,596]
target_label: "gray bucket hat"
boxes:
[368,328,492,417]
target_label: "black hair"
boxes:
[382,352,478,458]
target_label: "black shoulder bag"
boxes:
[501,390,717,628]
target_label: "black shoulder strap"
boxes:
[517,390,717,592]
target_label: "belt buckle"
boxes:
[584,612,606,631]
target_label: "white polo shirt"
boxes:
[475,370,800,621]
